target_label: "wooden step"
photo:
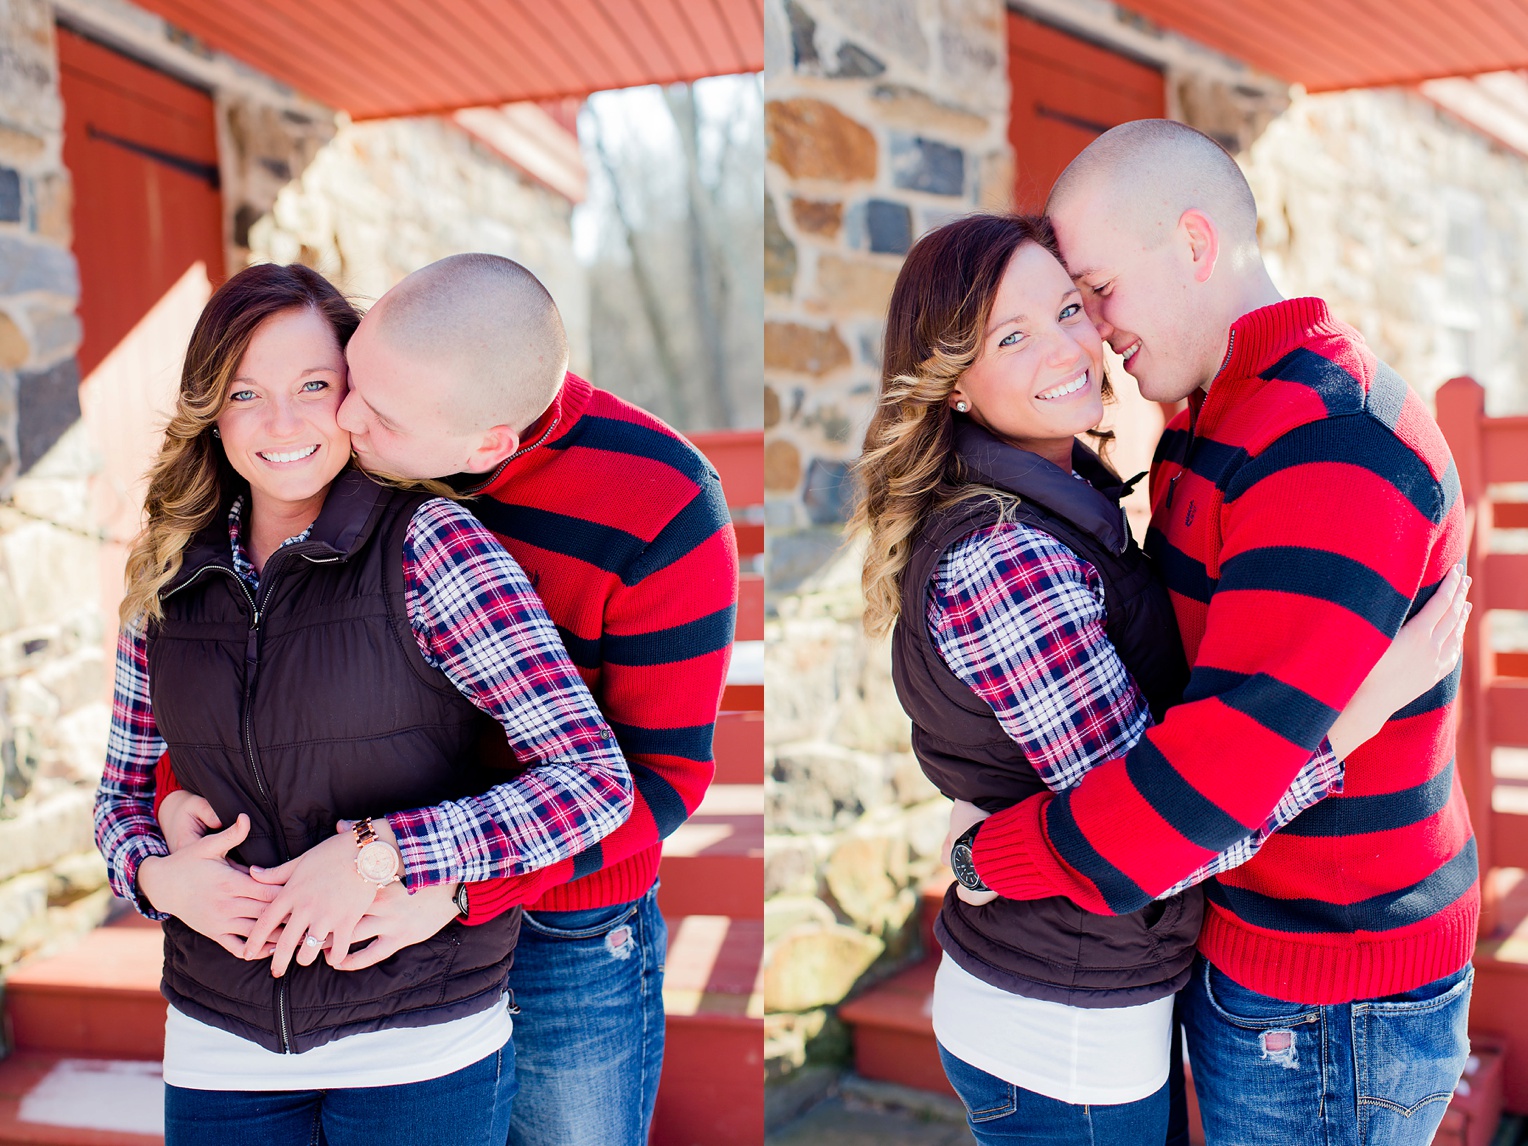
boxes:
[836,956,951,1097]
[654,915,763,1146]
[0,1054,163,1145]
[712,710,763,785]
[4,927,166,1060]
[1471,868,1528,1112]
[657,784,762,920]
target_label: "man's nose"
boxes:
[1083,295,1114,342]
[335,389,361,433]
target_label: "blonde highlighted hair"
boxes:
[849,214,1113,637]
[119,264,361,628]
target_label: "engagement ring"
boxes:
[303,933,322,949]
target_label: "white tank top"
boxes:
[931,953,1173,1105]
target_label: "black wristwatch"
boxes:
[950,822,990,894]
[453,882,470,919]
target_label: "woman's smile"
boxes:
[1034,369,1092,401]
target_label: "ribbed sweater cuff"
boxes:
[972,794,1110,914]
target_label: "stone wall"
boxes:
[239,112,590,375]
[1244,86,1528,415]
[763,0,1013,540]
[0,0,114,975]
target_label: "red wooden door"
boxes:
[1007,12,1165,212]
[58,28,226,681]
[59,26,224,378]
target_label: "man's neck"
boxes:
[1203,269,1285,394]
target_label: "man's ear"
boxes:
[1179,209,1219,284]
[462,424,520,474]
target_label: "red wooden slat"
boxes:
[1484,554,1528,612]
[733,522,764,559]
[711,710,762,784]
[1497,652,1528,678]
[1489,679,1528,748]
[143,0,410,114]
[721,683,762,711]
[131,0,761,115]
[1485,419,1528,484]
[1122,0,1528,90]
[1493,811,1528,869]
[1496,503,1528,530]
[736,574,763,641]
[690,430,764,506]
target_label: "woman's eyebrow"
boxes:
[984,311,1028,336]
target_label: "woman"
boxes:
[93,263,633,1145]
[850,214,1467,1143]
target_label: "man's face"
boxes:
[339,311,500,481]
[1049,191,1219,403]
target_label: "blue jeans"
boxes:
[937,1042,1171,1144]
[164,1043,514,1146]
[1182,956,1472,1146]
[506,882,667,1146]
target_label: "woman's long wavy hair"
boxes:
[850,213,1114,638]
[119,263,361,628]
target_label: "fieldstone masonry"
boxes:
[763,0,1528,1095]
[0,0,114,975]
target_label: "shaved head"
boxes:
[1048,119,1258,265]
[368,253,569,434]
[1044,119,1281,402]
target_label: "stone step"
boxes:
[655,914,764,1146]
[713,710,763,785]
[4,927,166,1060]
[657,784,763,920]
[0,1054,163,1145]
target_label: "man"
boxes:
[961,121,1473,1144]
[158,253,736,1145]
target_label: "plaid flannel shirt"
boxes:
[927,519,1344,900]
[96,496,633,916]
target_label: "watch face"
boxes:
[951,844,981,891]
[356,840,400,883]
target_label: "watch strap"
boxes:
[454,882,470,919]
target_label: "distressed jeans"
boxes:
[504,882,667,1146]
[1182,955,1472,1146]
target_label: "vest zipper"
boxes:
[276,978,292,1054]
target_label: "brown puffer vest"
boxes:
[148,469,520,1053]
[891,420,1202,1007]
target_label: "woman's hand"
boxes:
[241,823,388,976]
[136,814,279,956]
[943,799,998,906]
[327,881,461,971]
[158,791,224,854]
[1327,565,1471,760]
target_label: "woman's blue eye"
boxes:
[1060,303,1082,320]
[302,379,328,392]
[229,389,256,402]
[998,330,1023,348]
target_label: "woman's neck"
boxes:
[991,430,1074,472]
[245,490,326,575]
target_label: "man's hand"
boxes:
[158,791,224,854]
[136,814,280,956]
[943,799,998,906]
[242,823,385,976]
[328,881,461,971]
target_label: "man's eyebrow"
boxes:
[358,391,400,428]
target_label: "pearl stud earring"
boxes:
[955,401,969,413]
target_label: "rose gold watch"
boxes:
[353,817,402,887]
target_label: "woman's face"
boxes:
[216,306,351,517]
[949,241,1106,462]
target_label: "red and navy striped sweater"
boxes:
[972,297,1475,1004]
[459,372,737,914]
